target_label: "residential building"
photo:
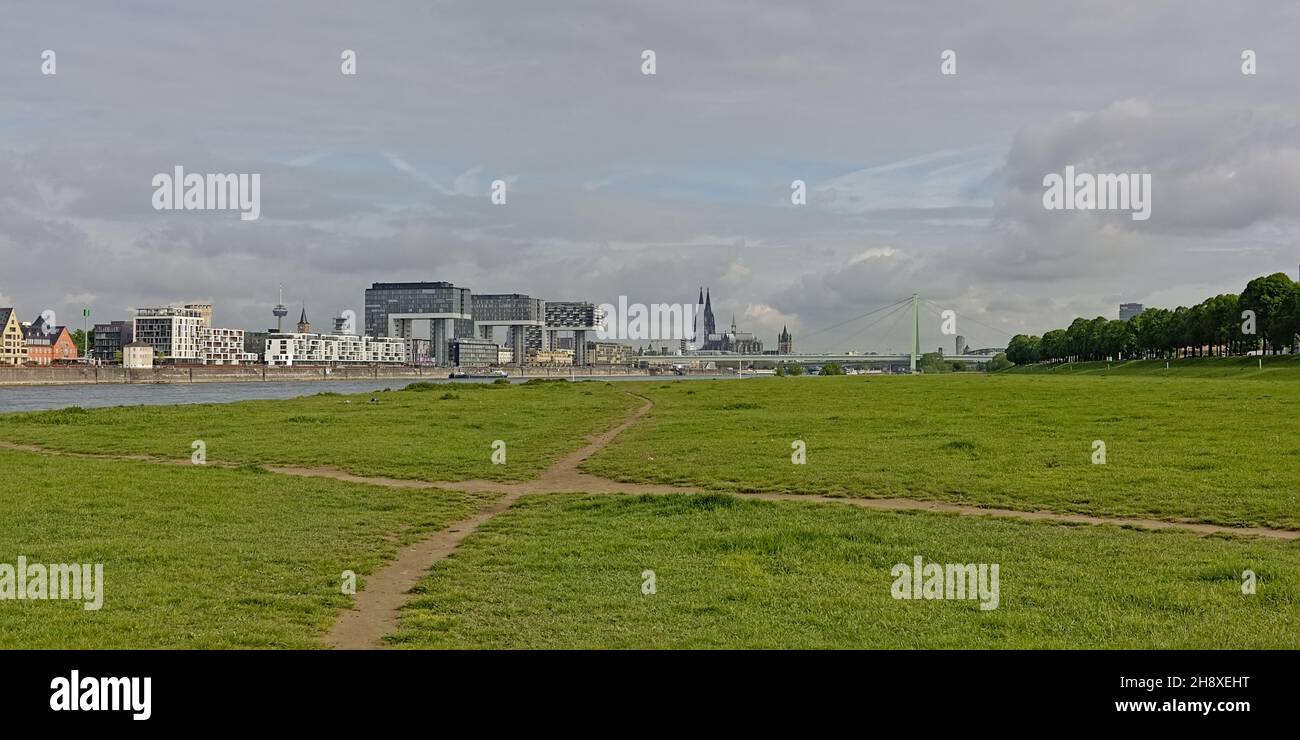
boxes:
[364,281,474,365]
[185,303,213,328]
[264,332,407,366]
[92,321,133,362]
[586,341,631,365]
[497,347,515,365]
[22,316,78,365]
[123,341,155,369]
[450,337,499,367]
[1120,303,1145,322]
[201,327,258,365]
[0,308,27,366]
[133,306,207,363]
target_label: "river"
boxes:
[0,374,739,413]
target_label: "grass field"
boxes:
[584,374,1300,529]
[3,366,1298,649]
[0,380,640,481]
[0,447,489,648]
[390,493,1300,649]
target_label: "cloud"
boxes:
[1,1,1298,350]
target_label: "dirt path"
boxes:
[4,392,1299,651]
[324,489,526,649]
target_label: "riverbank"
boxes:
[0,364,712,387]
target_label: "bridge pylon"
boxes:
[909,293,919,373]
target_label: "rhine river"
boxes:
[0,374,736,413]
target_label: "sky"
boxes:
[2,0,1298,353]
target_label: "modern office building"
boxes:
[450,337,499,367]
[244,331,269,358]
[133,306,207,363]
[472,293,545,365]
[1120,303,1145,321]
[544,301,601,365]
[365,282,474,365]
[0,308,26,366]
[92,321,133,362]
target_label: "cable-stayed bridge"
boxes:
[646,294,1010,371]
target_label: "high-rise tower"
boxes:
[272,284,289,332]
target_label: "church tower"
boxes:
[703,288,716,337]
[778,325,793,354]
[297,306,312,334]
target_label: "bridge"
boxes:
[637,294,1007,372]
[636,352,1000,366]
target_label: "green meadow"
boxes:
[0,447,489,649]
[1,365,1297,648]
[0,381,640,482]
[585,374,1300,530]
[391,493,1300,649]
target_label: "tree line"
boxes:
[1005,272,1300,365]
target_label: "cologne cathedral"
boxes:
[696,287,764,354]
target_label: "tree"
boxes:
[71,329,88,357]
[918,352,946,373]
[819,362,844,376]
[1041,329,1067,362]
[1241,273,1298,354]
[987,353,1013,372]
[1005,334,1041,365]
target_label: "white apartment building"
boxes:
[201,327,258,365]
[133,306,207,362]
[264,332,407,366]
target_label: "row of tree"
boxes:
[1005,273,1300,364]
